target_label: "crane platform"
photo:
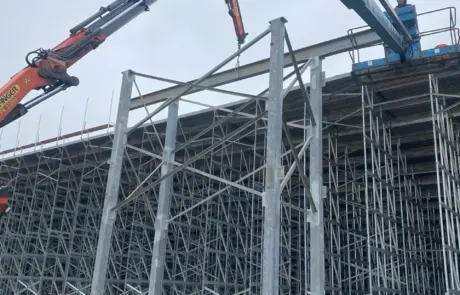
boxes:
[352,44,460,84]
[342,0,460,85]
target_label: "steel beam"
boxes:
[309,56,325,295]
[148,101,179,295]
[90,70,133,295]
[261,17,286,295]
[129,29,380,110]
[127,27,270,134]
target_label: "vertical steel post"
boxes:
[309,56,325,295]
[148,100,179,295]
[261,17,286,295]
[90,70,134,295]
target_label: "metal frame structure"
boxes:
[0,17,327,295]
[1,13,460,295]
[430,73,460,293]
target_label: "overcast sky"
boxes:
[0,0,458,152]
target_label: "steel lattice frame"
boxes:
[363,86,403,293]
[360,86,438,294]
[430,73,460,294]
[1,17,460,295]
[0,18,326,295]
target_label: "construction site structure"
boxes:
[0,1,460,294]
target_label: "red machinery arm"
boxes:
[0,0,248,129]
[0,0,160,128]
[0,0,249,216]
[225,0,248,47]
[0,31,102,127]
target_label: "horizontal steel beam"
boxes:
[130,29,381,110]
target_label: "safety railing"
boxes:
[417,7,459,45]
[346,6,459,65]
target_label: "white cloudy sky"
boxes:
[0,0,458,152]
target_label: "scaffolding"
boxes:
[0,15,460,295]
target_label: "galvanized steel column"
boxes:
[309,56,325,295]
[261,17,286,295]
[148,100,179,295]
[91,70,133,295]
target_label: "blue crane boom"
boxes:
[340,0,460,84]
[378,0,412,42]
[341,0,406,53]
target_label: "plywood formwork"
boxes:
[1,17,460,295]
